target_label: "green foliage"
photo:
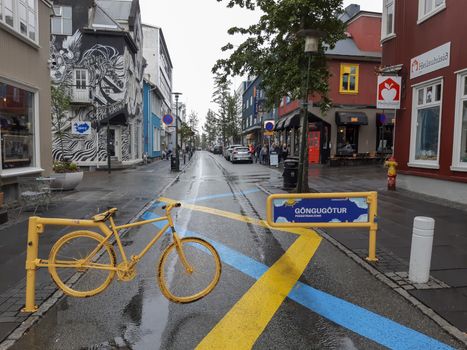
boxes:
[213,0,346,110]
[203,109,219,145]
[51,86,72,160]
[53,161,80,173]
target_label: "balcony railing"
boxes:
[71,88,92,104]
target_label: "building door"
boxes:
[308,131,320,164]
[337,126,359,156]
[108,127,121,161]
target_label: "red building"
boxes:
[381,0,467,203]
[275,5,385,164]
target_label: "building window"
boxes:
[153,127,160,152]
[409,79,442,167]
[336,126,359,156]
[0,81,36,170]
[0,0,38,42]
[51,5,72,35]
[382,0,395,39]
[418,0,445,23]
[339,64,359,94]
[452,72,467,171]
[75,70,87,90]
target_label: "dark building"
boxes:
[381,0,467,204]
[49,0,144,167]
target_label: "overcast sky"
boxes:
[139,0,383,126]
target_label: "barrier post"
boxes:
[366,192,378,262]
[21,216,42,313]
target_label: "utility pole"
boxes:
[172,92,182,171]
[107,117,111,174]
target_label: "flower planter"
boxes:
[51,171,84,191]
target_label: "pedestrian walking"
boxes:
[255,144,261,163]
[249,144,255,162]
[282,143,289,162]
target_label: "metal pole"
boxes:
[107,119,111,174]
[175,97,179,171]
[297,54,312,193]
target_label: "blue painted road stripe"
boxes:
[150,189,260,208]
[141,211,453,350]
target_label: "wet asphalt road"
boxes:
[11,152,463,349]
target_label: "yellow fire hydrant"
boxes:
[385,156,398,191]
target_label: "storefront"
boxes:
[335,112,368,156]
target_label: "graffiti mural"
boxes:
[50,2,143,165]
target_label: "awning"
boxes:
[274,117,287,131]
[283,113,301,129]
[335,112,368,126]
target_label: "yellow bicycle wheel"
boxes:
[158,237,221,303]
[48,230,116,298]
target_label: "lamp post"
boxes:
[296,29,322,193]
[172,92,182,171]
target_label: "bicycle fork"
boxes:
[171,228,193,274]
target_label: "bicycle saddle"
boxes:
[92,208,118,222]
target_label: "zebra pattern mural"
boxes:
[49,4,144,166]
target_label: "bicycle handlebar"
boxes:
[161,202,182,210]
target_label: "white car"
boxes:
[224,144,243,161]
[231,146,252,163]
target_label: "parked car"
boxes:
[212,145,223,154]
[224,144,243,161]
[231,146,252,163]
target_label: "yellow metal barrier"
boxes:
[266,191,378,262]
[21,216,109,313]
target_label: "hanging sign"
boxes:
[163,114,174,126]
[71,120,91,135]
[377,76,401,109]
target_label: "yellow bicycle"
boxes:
[47,202,222,303]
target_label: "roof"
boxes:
[325,38,381,59]
[90,4,124,31]
[96,0,132,21]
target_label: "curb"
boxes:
[0,157,194,349]
[255,184,467,347]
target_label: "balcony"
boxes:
[71,88,92,104]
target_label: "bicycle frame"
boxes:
[22,205,181,312]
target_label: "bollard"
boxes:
[409,216,435,284]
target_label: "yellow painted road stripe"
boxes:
[158,197,311,236]
[196,231,322,350]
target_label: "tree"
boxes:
[211,74,231,146]
[51,85,71,161]
[203,109,219,145]
[201,133,208,149]
[213,0,346,110]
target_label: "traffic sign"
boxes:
[377,76,401,109]
[71,120,91,135]
[163,114,174,125]
[264,120,275,131]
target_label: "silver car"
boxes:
[231,146,252,163]
[224,144,243,161]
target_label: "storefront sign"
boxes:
[377,76,401,109]
[410,42,450,79]
[71,120,91,135]
[270,153,279,166]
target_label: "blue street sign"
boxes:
[272,197,369,224]
[71,121,91,135]
[163,114,174,125]
[265,121,275,131]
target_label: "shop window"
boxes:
[0,82,36,170]
[451,73,467,171]
[418,0,445,23]
[339,64,359,94]
[409,79,442,167]
[0,0,37,42]
[337,126,359,156]
[51,5,72,35]
[382,0,395,40]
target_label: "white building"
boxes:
[142,24,173,151]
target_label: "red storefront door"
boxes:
[308,131,320,164]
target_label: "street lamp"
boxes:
[172,92,182,171]
[296,29,322,193]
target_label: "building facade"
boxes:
[381,0,467,203]
[142,24,173,155]
[143,80,162,158]
[49,0,144,168]
[275,6,383,165]
[242,77,276,147]
[0,0,53,200]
